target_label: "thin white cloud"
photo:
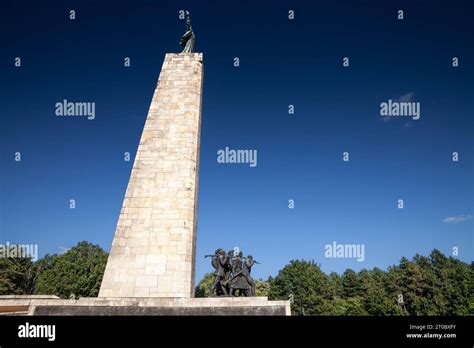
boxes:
[397,92,414,102]
[442,214,472,224]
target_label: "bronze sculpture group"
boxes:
[205,248,259,297]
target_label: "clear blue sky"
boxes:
[1,0,473,282]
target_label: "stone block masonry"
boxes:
[99,53,204,298]
[0,296,291,316]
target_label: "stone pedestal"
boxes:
[99,53,204,298]
[0,296,291,316]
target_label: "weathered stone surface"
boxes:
[0,296,291,316]
[33,305,287,316]
[99,53,204,298]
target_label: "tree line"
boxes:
[0,241,471,315]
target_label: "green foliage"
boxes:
[268,260,333,315]
[2,243,472,317]
[0,256,37,295]
[266,250,472,316]
[255,279,270,297]
[194,272,214,297]
[35,241,108,299]
[339,297,368,315]
[342,269,362,298]
[360,268,402,315]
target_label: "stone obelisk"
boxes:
[99,52,203,298]
[0,12,290,316]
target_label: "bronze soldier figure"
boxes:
[242,255,256,296]
[209,249,229,296]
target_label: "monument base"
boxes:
[0,295,290,316]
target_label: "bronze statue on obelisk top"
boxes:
[180,11,195,53]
